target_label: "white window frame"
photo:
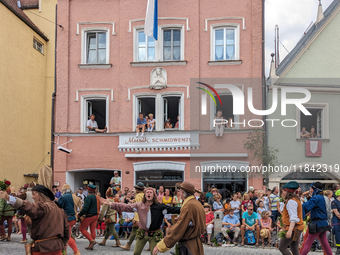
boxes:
[133,26,156,62]
[33,37,44,54]
[81,95,110,133]
[210,23,240,61]
[81,28,110,65]
[159,25,185,61]
[161,93,184,131]
[209,92,240,130]
[296,103,329,139]
[133,92,185,131]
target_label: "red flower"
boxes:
[4,180,11,186]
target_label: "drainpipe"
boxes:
[262,0,269,188]
[50,4,57,173]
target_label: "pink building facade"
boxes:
[54,0,264,197]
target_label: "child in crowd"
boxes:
[148,113,156,131]
[241,193,252,213]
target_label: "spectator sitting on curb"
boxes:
[221,208,240,246]
[240,204,260,246]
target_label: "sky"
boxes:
[265,0,333,76]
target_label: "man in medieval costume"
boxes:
[153,181,205,255]
[100,186,181,255]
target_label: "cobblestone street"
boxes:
[0,234,335,255]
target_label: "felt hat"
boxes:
[32,185,55,201]
[178,181,198,194]
[88,184,96,192]
[134,182,145,191]
[62,183,71,190]
[282,181,299,193]
[260,229,268,238]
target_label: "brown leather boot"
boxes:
[25,243,32,255]
[120,243,131,250]
[98,239,107,246]
[112,239,121,247]
[85,240,96,250]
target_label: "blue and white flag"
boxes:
[144,0,158,40]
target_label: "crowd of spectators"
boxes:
[1,180,339,253]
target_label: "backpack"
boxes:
[244,230,256,245]
[215,232,224,243]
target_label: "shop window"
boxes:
[136,170,183,190]
[300,108,323,138]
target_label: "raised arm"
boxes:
[9,196,50,220]
[103,198,139,213]
[160,203,181,215]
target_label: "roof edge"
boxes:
[0,0,49,41]
[21,5,39,10]
[276,0,340,77]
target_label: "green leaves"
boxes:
[243,129,279,168]
[278,230,287,239]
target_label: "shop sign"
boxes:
[118,131,199,151]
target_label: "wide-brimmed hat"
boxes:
[260,229,268,238]
[62,183,71,190]
[211,188,218,192]
[32,185,55,201]
[178,181,198,194]
[203,203,211,209]
[134,182,145,191]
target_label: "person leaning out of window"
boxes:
[214,110,225,137]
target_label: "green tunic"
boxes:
[0,198,15,219]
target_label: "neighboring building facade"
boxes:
[0,0,54,188]
[267,0,340,191]
[54,0,263,196]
